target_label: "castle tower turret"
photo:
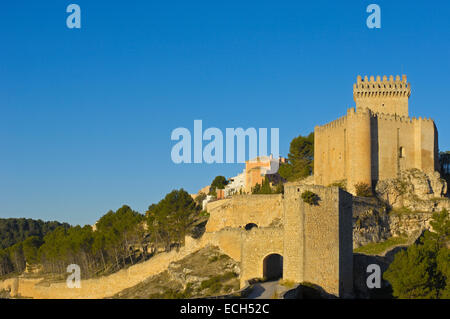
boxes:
[347,108,372,194]
[353,75,410,117]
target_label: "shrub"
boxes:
[354,182,372,197]
[301,191,319,205]
[200,272,238,294]
[328,180,347,191]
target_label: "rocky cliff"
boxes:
[375,169,449,211]
[352,169,449,248]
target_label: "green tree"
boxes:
[209,176,228,196]
[383,210,450,299]
[252,177,277,194]
[22,236,43,265]
[0,218,69,250]
[278,133,314,181]
[96,205,145,269]
[146,189,201,252]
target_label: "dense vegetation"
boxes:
[384,209,450,299]
[0,189,203,279]
[278,132,314,181]
[146,189,204,251]
[0,218,70,250]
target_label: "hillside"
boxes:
[111,246,240,299]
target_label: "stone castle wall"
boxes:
[0,229,244,299]
[205,194,283,232]
[282,184,353,297]
[239,227,284,287]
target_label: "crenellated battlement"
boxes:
[315,114,348,132]
[315,105,434,134]
[353,75,411,98]
[353,75,411,117]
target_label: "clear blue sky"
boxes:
[1,1,449,226]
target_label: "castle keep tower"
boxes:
[353,75,411,117]
[314,75,439,195]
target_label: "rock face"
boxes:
[166,246,240,292]
[353,208,434,248]
[351,194,436,249]
[353,206,390,248]
[375,169,449,212]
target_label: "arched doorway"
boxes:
[263,254,283,280]
[245,223,258,231]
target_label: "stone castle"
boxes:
[314,75,439,194]
[1,74,444,299]
[200,74,442,297]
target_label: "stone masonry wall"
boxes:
[283,184,353,297]
[205,194,283,232]
[239,227,284,288]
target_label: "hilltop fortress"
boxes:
[1,75,445,299]
[314,75,439,194]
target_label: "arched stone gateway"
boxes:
[244,223,258,231]
[239,184,354,298]
[263,254,283,280]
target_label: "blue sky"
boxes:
[0,1,449,226]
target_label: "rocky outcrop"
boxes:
[388,212,434,237]
[353,207,390,248]
[166,246,240,291]
[352,195,435,248]
[375,169,449,212]
[112,246,241,298]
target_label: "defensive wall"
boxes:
[205,194,283,232]
[1,186,353,298]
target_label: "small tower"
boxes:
[353,75,411,117]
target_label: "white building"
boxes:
[202,195,215,210]
[224,169,246,197]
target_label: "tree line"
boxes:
[0,218,70,250]
[0,189,203,278]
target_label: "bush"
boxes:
[328,180,347,191]
[278,133,314,182]
[301,191,319,205]
[354,182,372,197]
[200,272,238,294]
